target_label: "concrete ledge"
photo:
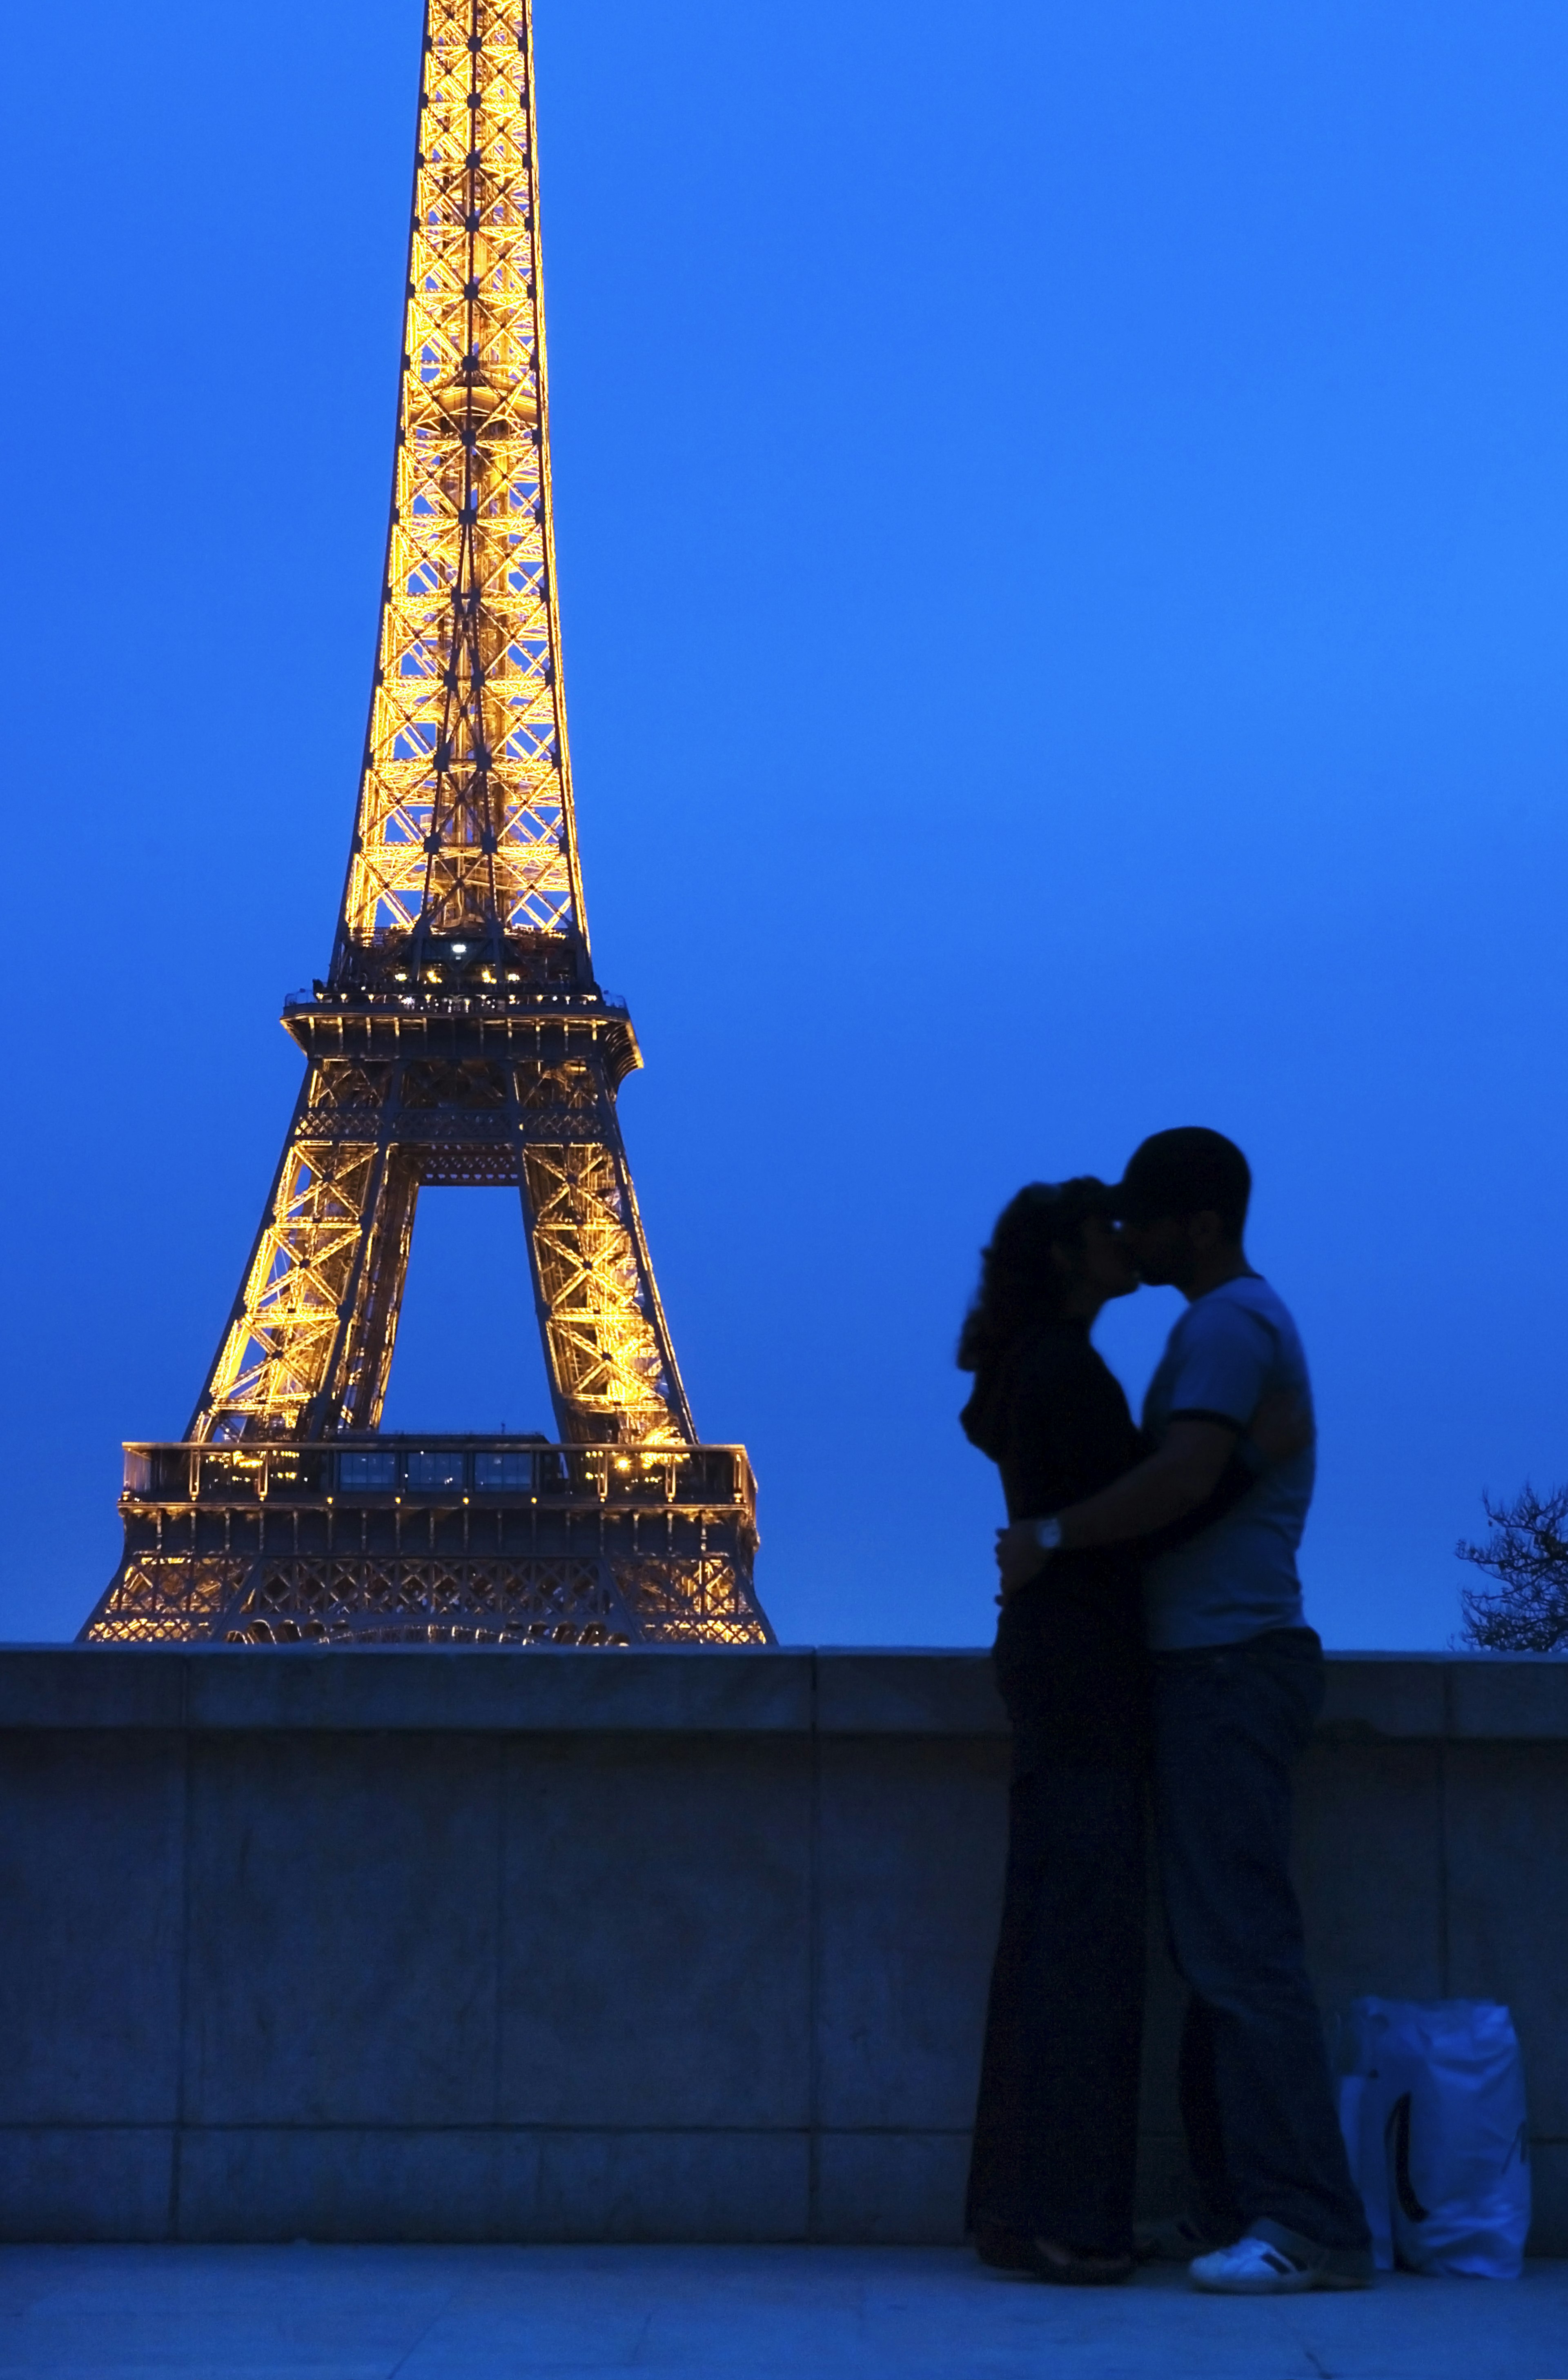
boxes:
[0,1645,1560,1736]
[0,1648,190,1731]
[1317,1654,1450,1739]
[0,2129,174,2244]
[176,2129,813,2246]
[0,1646,1563,2249]
[1449,1655,1568,1738]
[815,2133,973,2244]
[815,1650,1008,1736]
[0,2128,817,2246]
[0,1646,820,1735]
[183,1645,817,1737]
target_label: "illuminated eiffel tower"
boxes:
[83,0,768,1648]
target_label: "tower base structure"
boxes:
[81,1437,766,1646]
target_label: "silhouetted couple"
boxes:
[958,1128,1373,2295]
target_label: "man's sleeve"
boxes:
[1163,1300,1273,1433]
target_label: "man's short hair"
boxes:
[1111,1128,1251,1239]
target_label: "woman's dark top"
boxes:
[961,1320,1148,1771]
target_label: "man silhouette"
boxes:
[995,1128,1372,2294]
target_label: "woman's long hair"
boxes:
[957,1177,1112,1375]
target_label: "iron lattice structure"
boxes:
[83,0,768,1648]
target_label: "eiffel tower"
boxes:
[82,0,769,1648]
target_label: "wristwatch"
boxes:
[1031,1516,1064,1556]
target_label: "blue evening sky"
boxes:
[6,0,1568,1648]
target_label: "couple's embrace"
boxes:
[958,1128,1374,2296]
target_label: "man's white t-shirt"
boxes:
[1140,1273,1314,1652]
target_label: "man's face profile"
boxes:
[1118,1213,1175,1284]
[1120,1212,1217,1288]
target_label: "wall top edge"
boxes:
[0,1646,1561,1738]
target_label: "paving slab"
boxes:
[0,2246,1563,2378]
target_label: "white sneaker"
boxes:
[1189,2230,1372,2294]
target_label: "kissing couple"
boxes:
[958,1128,1373,2296]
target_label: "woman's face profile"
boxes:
[1069,1213,1140,1304]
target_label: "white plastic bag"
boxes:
[1335,2069,1394,2270]
[1338,1998,1530,2278]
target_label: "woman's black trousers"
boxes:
[965,1763,1146,2256]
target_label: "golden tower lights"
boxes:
[83,0,768,1647]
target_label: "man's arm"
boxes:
[996,1417,1238,1595]
[1058,1417,1238,1546]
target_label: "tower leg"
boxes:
[191,1061,417,1442]
[512,1052,695,1446]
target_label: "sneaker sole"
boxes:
[1190,2266,1373,2296]
[1191,2270,1316,2295]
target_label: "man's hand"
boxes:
[994,1519,1051,1600]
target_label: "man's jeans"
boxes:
[1152,1626,1370,2252]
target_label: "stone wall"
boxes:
[0,1647,1561,2246]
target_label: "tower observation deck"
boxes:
[82,0,770,1647]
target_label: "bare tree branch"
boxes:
[1456,1482,1568,1652]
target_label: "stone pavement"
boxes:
[0,2247,1563,2378]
